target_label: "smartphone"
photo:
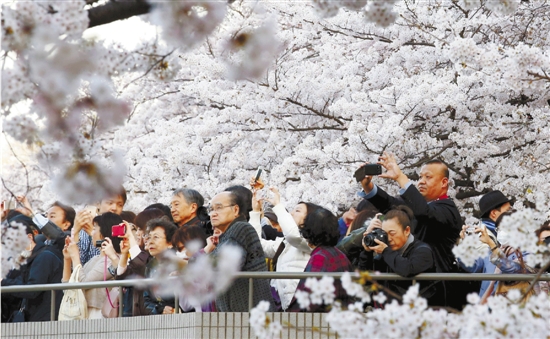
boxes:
[254,167,263,182]
[95,239,106,247]
[112,223,126,237]
[84,205,99,217]
[354,164,382,182]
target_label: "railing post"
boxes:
[50,290,56,321]
[118,285,124,317]
[174,293,180,314]
[248,278,254,311]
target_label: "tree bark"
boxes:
[88,0,152,28]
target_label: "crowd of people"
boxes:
[2,152,549,322]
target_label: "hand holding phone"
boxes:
[112,223,126,237]
[83,205,99,217]
[354,164,382,182]
[251,167,265,191]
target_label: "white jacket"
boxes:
[250,204,311,310]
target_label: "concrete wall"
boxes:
[1,312,338,339]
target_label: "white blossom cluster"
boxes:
[452,233,489,267]
[249,301,283,339]
[459,0,520,15]
[142,244,242,306]
[497,209,550,267]
[311,0,398,28]
[1,2,550,322]
[1,0,88,52]
[364,0,398,27]
[341,272,371,303]
[2,0,134,204]
[149,0,227,50]
[251,280,550,339]
[2,114,39,145]
[50,152,126,205]
[1,221,30,278]
[294,276,337,310]
[225,19,283,80]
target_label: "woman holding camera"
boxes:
[360,206,443,306]
[63,212,123,319]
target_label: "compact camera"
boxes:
[112,223,126,237]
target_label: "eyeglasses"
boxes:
[207,204,235,214]
[143,234,165,242]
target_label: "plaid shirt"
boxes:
[288,246,354,312]
[77,230,100,266]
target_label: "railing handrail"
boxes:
[2,272,549,294]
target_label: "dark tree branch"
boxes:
[87,0,152,28]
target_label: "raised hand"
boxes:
[251,190,262,212]
[62,236,71,260]
[342,207,358,225]
[378,152,403,181]
[366,213,383,234]
[250,177,265,191]
[261,186,281,206]
[101,237,117,259]
[378,152,409,187]
[15,196,33,216]
[204,235,219,254]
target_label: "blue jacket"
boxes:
[457,219,498,297]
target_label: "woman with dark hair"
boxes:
[360,205,442,305]
[142,218,179,315]
[115,208,165,317]
[120,210,136,224]
[171,226,208,312]
[63,212,123,319]
[287,206,354,312]
[250,188,322,311]
[172,226,207,259]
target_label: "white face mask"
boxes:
[176,250,189,260]
[497,229,509,246]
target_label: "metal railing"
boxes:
[2,272,549,321]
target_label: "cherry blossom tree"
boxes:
[2,0,550,335]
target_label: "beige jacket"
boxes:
[78,255,114,309]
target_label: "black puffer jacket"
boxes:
[2,241,63,321]
[358,238,444,306]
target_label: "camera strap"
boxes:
[104,256,117,309]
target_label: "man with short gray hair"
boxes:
[170,188,211,235]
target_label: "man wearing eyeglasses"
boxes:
[206,191,275,312]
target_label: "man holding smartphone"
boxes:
[357,152,466,308]
[72,186,127,266]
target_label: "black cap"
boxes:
[479,190,511,218]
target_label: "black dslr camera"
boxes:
[363,228,389,247]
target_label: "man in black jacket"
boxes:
[360,206,443,305]
[357,152,467,307]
